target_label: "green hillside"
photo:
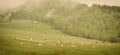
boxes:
[0,19,120,55]
[0,0,120,55]
[6,0,120,42]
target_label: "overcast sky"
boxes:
[77,0,120,6]
[0,0,27,14]
[0,0,27,9]
[0,0,120,14]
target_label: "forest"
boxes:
[0,0,120,42]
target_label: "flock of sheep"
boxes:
[14,37,107,48]
[15,37,77,47]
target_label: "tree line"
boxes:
[1,0,120,42]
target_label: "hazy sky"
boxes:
[0,0,120,9]
[0,0,120,14]
[0,0,27,9]
[77,0,120,6]
[0,0,27,14]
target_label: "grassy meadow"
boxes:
[8,0,120,42]
[0,19,120,55]
[0,0,120,55]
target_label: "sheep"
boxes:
[38,43,43,46]
[20,42,24,45]
[20,38,27,41]
[29,38,33,41]
[57,40,63,43]
[71,45,77,47]
[64,41,71,43]
[15,37,19,40]
[81,42,84,45]
[33,21,37,24]
[60,45,63,47]
[33,40,39,42]
[92,45,96,48]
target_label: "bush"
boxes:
[109,37,120,42]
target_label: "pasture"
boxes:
[0,19,120,55]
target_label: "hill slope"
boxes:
[0,19,120,55]
[6,0,120,42]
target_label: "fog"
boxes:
[0,0,27,14]
[0,0,120,14]
[75,0,120,6]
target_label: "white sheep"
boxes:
[60,45,63,47]
[33,21,37,24]
[20,42,24,45]
[81,42,84,45]
[71,45,77,47]
[30,38,33,41]
[38,44,43,46]
[92,46,96,48]
[20,38,27,41]
[15,37,19,40]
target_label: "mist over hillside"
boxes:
[0,0,120,14]
[0,0,120,42]
[0,0,120,55]
[0,0,27,14]
[75,0,120,6]
[0,0,120,15]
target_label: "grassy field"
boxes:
[0,19,120,55]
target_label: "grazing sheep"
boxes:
[60,45,63,47]
[57,40,63,43]
[71,45,77,47]
[33,21,37,24]
[57,40,61,43]
[21,38,27,41]
[15,37,19,40]
[30,38,33,41]
[20,42,24,45]
[33,40,39,42]
[38,44,43,46]
[64,41,71,43]
[81,42,84,45]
